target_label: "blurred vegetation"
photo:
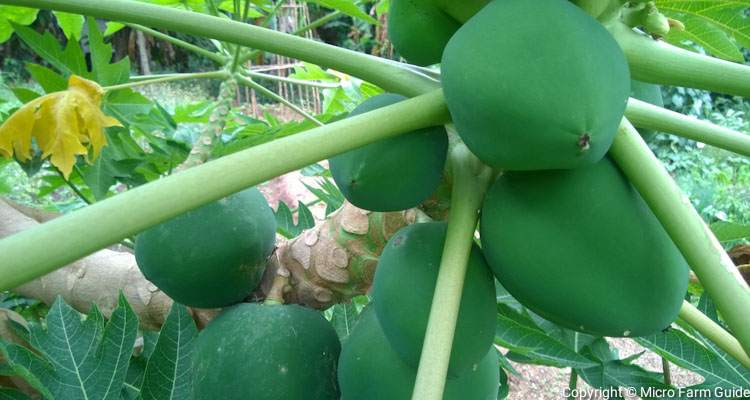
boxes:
[657,87,750,227]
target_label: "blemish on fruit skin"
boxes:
[279,365,288,375]
[623,330,631,337]
[577,133,591,152]
[392,235,405,247]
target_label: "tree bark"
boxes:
[135,30,151,75]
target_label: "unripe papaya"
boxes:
[388,0,459,66]
[135,187,276,308]
[329,94,448,211]
[630,80,664,140]
[388,0,489,65]
[441,0,630,170]
[193,303,340,400]
[480,157,689,337]
[338,306,500,400]
[373,222,496,376]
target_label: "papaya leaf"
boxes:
[0,344,54,399]
[0,6,38,43]
[25,64,67,94]
[9,88,41,104]
[300,162,328,177]
[636,328,750,392]
[121,331,159,399]
[275,201,316,239]
[697,291,720,325]
[306,0,377,24]
[139,303,197,400]
[497,367,509,399]
[327,302,361,338]
[10,23,89,78]
[657,1,750,61]
[663,12,745,62]
[576,357,669,398]
[0,76,120,178]
[1,295,138,400]
[104,22,125,37]
[710,221,750,242]
[102,89,155,129]
[80,150,119,200]
[52,11,84,40]
[494,304,597,369]
[303,177,344,216]
[86,18,130,86]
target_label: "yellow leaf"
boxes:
[0,75,121,178]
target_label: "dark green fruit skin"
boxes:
[193,303,341,400]
[373,222,496,376]
[441,0,630,171]
[480,157,689,337]
[338,306,500,400]
[630,80,664,141]
[135,187,275,308]
[388,0,460,66]
[329,94,448,211]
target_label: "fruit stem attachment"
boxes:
[677,301,750,370]
[610,119,750,358]
[0,89,450,291]
[608,21,750,97]
[411,144,494,400]
[625,98,750,157]
[263,267,290,305]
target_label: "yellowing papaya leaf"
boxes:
[0,75,120,178]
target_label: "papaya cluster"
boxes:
[338,222,501,399]
[385,0,688,338]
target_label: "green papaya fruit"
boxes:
[441,0,631,170]
[388,0,488,65]
[135,187,276,308]
[480,157,689,337]
[193,303,340,400]
[329,94,448,211]
[388,0,460,66]
[630,80,664,141]
[338,306,500,400]
[373,222,496,376]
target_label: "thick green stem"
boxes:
[234,74,323,125]
[567,370,578,400]
[1,0,438,97]
[678,301,750,370]
[0,90,449,290]
[626,98,750,157]
[610,119,750,357]
[608,21,750,97]
[105,70,230,91]
[238,9,342,64]
[242,69,339,88]
[411,144,494,400]
[124,23,227,64]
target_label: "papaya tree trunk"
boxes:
[135,30,151,75]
